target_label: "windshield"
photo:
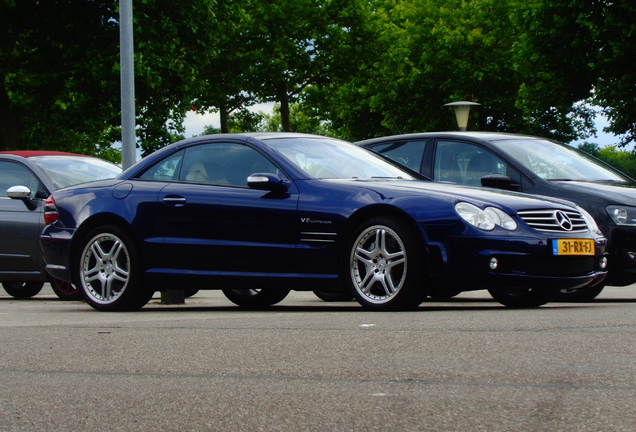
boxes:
[266,137,417,180]
[493,139,629,182]
[31,156,122,189]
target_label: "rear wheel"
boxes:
[487,287,560,308]
[184,288,199,298]
[348,217,426,310]
[2,281,44,298]
[313,289,354,302]
[50,277,82,300]
[222,288,290,308]
[76,225,153,311]
[555,284,605,302]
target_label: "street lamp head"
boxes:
[444,101,481,131]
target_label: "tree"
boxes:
[0,0,121,153]
[514,0,636,145]
[239,0,366,132]
[258,103,339,137]
[0,0,219,157]
[311,0,582,141]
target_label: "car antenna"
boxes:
[391,119,402,134]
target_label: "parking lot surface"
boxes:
[1,286,635,431]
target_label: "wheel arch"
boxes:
[342,204,432,272]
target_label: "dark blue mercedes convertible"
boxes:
[38,133,608,311]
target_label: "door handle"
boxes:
[163,196,187,207]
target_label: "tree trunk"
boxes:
[219,102,230,133]
[278,82,291,132]
[0,76,19,150]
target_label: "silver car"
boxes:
[0,150,121,299]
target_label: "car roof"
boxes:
[174,132,336,146]
[356,131,554,145]
[0,150,92,158]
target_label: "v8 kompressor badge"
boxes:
[301,217,332,224]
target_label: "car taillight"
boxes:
[44,195,59,225]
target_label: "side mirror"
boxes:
[247,173,288,193]
[481,174,519,191]
[7,185,38,210]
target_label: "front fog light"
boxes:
[599,257,608,270]
[489,257,499,270]
[627,252,636,261]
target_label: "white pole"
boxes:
[120,0,136,169]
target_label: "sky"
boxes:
[182,102,274,138]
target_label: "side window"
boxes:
[369,140,426,172]
[434,141,513,186]
[138,151,185,181]
[180,143,277,186]
[0,161,46,199]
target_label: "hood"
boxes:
[330,179,577,212]
[552,180,636,206]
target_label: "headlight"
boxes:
[607,205,636,226]
[577,206,602,235]
[455,202,495,230]
[484,207,518,231]
[455,203,518,231]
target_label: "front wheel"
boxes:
[50,277,82,300]
[222,288,290,308]
[555,284,605,302]
[75,225,152,311]
[348,217,426,310]
[487,287,560,308]
[2,281,44,298]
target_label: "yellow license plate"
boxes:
[552,239,595,255]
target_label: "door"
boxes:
[0,161,47,278]
[149,142,300,280]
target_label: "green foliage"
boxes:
[596,147,636,179]
[2,0,636,156]
[514,0,636,145]
[227,109,265,133]
[578,143,636,179]
[258,104,341,137]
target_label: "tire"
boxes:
[2,281,44,298]
[348,217,426,310]
[50,277,82,300]
[554,284,606,302]
[313,289,354,302]
[487,287,560,308]
[427,287,462,299]
[222,288,290,308]
[184,288,199,298]
[75,225,153,311]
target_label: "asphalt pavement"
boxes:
[1,285,635,431]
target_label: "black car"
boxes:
[0,150,121,299]
[39,133,607,311]
[357,131,635,300]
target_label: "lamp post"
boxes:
[120,0,136,170]
[444,101,480,131]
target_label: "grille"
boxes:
[517,209,588,233]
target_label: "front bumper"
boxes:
[429,235,608,292]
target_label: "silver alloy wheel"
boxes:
[80,232,131,305]
[350,224,407,305]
